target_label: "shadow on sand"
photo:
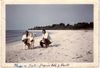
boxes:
[49,44,60,47]
[26,44,60,50]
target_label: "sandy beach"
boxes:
[6,30,93,63]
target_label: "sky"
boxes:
[6,4,93,30]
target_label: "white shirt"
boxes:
[22,33,34,41]
[42,32,51,41]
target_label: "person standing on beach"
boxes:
[22,31,34,49]
[40,29,51,48]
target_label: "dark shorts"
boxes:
[22,39,30,45]
[43,39,51,44]
[40,39,51,47]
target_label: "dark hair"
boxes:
[42,29,46,32]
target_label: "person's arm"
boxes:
[22,35,24,41]
[22,35,26,41]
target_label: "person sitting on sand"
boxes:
[40,29,51,48]
[22,30,34,49]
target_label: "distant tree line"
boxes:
[28,22,93,30]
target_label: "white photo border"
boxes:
[0,0,99,68]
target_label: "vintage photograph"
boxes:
[6,4,93,63]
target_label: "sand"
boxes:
[6,30,93,63]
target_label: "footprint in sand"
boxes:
[63,39,67,41]
[72,55,83,59]
[57,53,60,54]
[86,50,92,55]
[65,55,68,56]
[20,57,25,60]
[76,55,83,59]
[83,59,88,62]
[39,53,42,55]
[70,41,72,43]
[32,59,35,61]
[72,57,75,59]
[61,48,64,49]
[15,55,18,56]
[80,48,83,50]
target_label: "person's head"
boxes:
[42,29,46,34]
[25,30,29,37]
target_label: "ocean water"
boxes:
[6,30,42,44]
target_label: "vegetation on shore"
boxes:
[28,22,93,30]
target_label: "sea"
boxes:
[6,30,42,44]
